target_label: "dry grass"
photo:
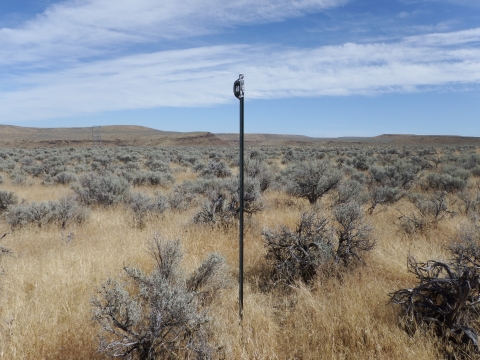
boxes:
[0,182,466,359]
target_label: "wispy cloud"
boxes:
[397,10,423,19]
[0,0,347,67]
[1,0,480,123]
[1,26,480,122]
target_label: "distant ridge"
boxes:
[0,125,226,148]
[371,134,480,145]
[0,125,479,148]
[216,133,480,146]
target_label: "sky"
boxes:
[0,0,480,137]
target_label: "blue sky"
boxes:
[1,0,480,137]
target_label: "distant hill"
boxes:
[0,125,479,148]
[215,133,333,146]
[369,134,480,145]
[0,125,226,148]
[216,133,480,146]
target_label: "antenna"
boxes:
[92,126,102,148]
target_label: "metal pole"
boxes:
[233,73,245,321]
[239,93,244,321]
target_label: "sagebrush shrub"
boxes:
[167,190,195,212]
[132,171,175,188]
[334,201,375,266]
[51,195,89,229]
[145,159,170,172]
[4,203,45,229]
[126,192,169,228]
[0,190,18,213]
[397,192,452,234]
[423,172,467,193]
[285,161,341,204]
[22,164,45,177]
[193,193,233,227]
[263,212,335,284]
[53,171,78,185]
[369,186,403,212]
[9,170,27,185]
[369,163,418,189]
[193,177,263,227]
[4,196,88,230]
[333,179,366,205]
[457,187,480,216]
[225,176,264,215]
[458,153,480,170]
[244,157,274,192]
[349,154,370,171]
[442,164,471,181]
[42,175,55,186]
[201,160,232,178]
[73,173,129,206]
[92,234,228,359]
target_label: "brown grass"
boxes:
[0,182,464,359]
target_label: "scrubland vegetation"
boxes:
[0,143,480,358]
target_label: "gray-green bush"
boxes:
[200,160,232,178]
[285,161,341,204]
[53,171,78,185]
[0,190,18,213]
[126,192,169,228]
[132,171,175,188]
[73,173,129,206]
[92,234,228,359]
[4,196,88,230]
[423,172,467,193]
[334,201,375,266]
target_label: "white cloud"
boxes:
[405,27,480,46]
[0,0,348,66]
[1,1,480,123]
[397,10,422,19]
[1,27,480,122]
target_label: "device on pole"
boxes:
[233,74,244,321]
[233,75,244,99]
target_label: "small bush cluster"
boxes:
[263,212,335,284]
[4,196,88,230]
[126,192,169,228]
[244,157,274,192]
[423,172,467,193]
[397,192,453,234]
[53,171,78,185]
[334,201,375,266]
[193,177,263,227]
[333,179,367,206]
[0,190,18,213]
[263,201,374,284]
[92,234,228,359]
[285,161,341,204]
[132,171,175,188]
[200,160,232,178]
[73,173,129,206]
